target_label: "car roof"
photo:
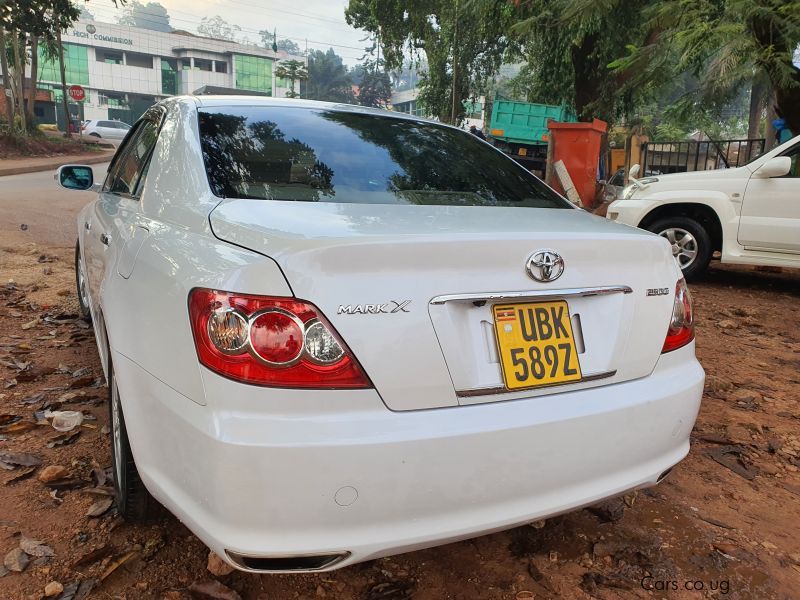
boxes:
[179,94,441,126]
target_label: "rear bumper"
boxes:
[113,344,703,572]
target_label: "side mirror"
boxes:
[629,163,641,179]
[753,156,791,179]
[55,164,95,191]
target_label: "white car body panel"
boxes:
[114,343,701,569]
[71,96,704,572]
[210,200,682,411]
[607,135,800,268]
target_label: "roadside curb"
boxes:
[0,152,115,177]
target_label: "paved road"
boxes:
[0,163,109,248]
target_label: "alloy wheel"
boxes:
[659,227,698,269]
[111,381,124,497]
[77,256,90,310]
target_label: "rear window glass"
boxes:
[197,106,570,208]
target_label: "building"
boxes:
[390,87,486,130]
[26,19,306,128]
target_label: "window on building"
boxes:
[234,54,272,94]
[161,59,178,95]
[38,44,89,85]
[214,61,228,73]
[179,60,191,70]
[194,58,213,72]
[125,52,153,69]
[96,49,124,65]
[98,92,127,107]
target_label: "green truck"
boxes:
[487,99,577,173]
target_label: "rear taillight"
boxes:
[661,278,694,353]
[188,289,371,389]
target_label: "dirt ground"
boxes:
[0,135,104,160]
[1,237,799,600]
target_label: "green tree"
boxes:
[354,31,390,108]
[277,38,301,55]
[346,0,513,123]
[275,59,309,98]
[0,0,85,134]
[79,4,94,20]
[358,69,391,108]
[611,0,800,135]
[258,30,301,55]
[197,15,240,41]
[495,0,657,123]
[303,48,355,103]
[117,1,171,32]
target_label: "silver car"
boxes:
[82,119,132,140]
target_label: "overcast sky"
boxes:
[85,0,370,66]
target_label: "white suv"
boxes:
[607,135,800,279]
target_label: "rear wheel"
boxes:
[109,361,155,522]
[89,132,100,138]
[646,216,712,280]
[74,242,91,323]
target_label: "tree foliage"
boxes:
[117,1,172,33]
[197,15,240,41]
[303,48,355,103]
[275,59,309,98]
[493,0,656,123]
[354,31,391,108]
[258,30,302,55]
[345,0,514,123]
[358,69,391,107]
[277,38,301,55]
[611,0,800,134]
[0,0,85,134]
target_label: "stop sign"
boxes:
[67,85,85,102]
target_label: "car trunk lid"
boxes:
[209,200,679,411]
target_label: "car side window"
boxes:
[104,117,160,198]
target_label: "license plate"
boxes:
[493,300,582,390]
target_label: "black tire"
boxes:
[109,360,155,522]
[646,216,712,280]
[89,132,101,138]
[74,241,92,323]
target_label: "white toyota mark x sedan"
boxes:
[56,97,704,573]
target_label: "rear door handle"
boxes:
[100,233,111,246]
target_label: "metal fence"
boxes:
[642,138,766,174]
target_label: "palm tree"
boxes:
[275,59,308,99]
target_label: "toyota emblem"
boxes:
[526,250,564,282]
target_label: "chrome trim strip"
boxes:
[430,286,632,305]
[456,370,617,398]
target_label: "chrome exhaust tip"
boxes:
[225,550,350,573]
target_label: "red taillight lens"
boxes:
[661,278,694,353]
[188,289,372,389]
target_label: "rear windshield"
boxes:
[197,106,570,208]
